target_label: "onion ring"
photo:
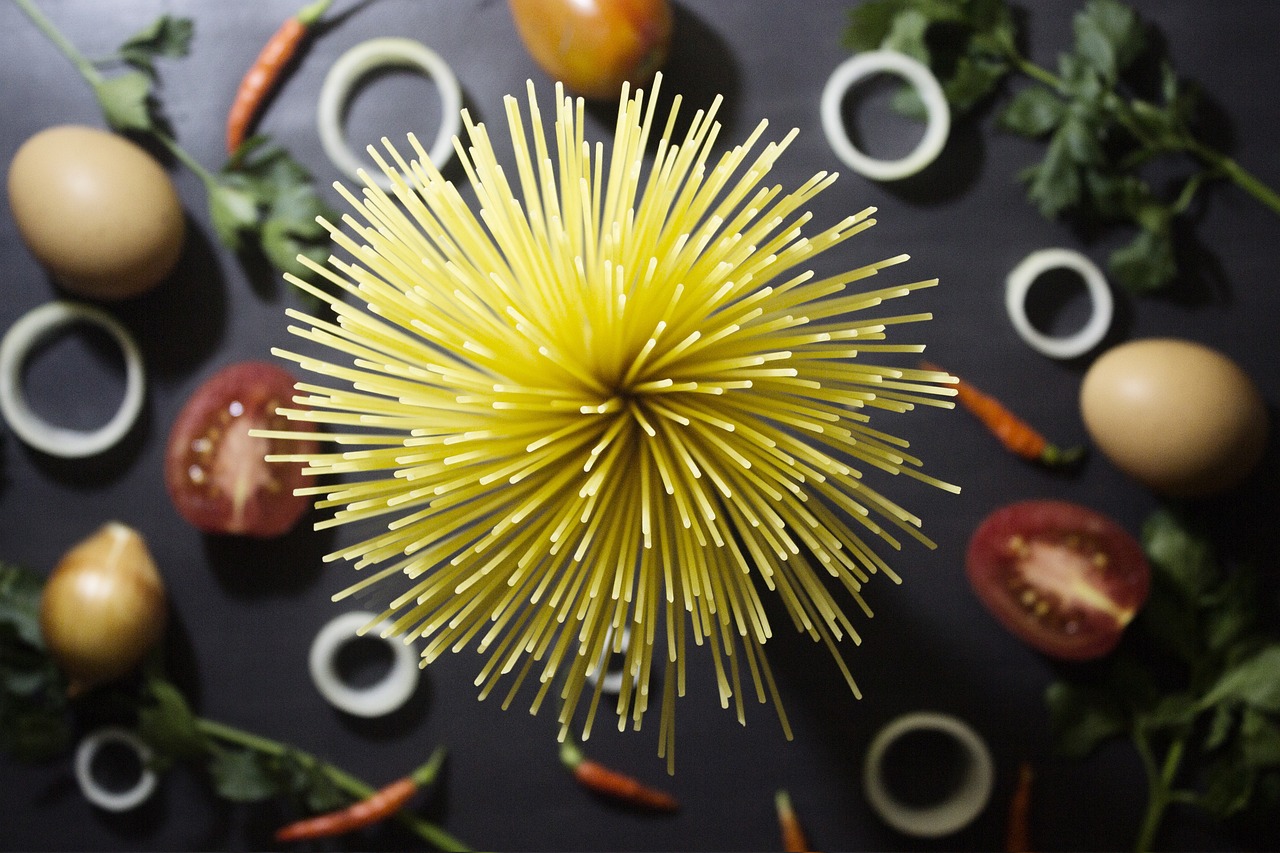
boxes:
[863,711,994,837]
[74,726,159,812]
[820,50,950,181]
[586,625,632,695]
[1005,248,1114,359]
[0,301,145,458]
[309,611,420,717]
[317,37,462,191]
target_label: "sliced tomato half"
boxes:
[164,361,318,538]
[965,499,1151,661]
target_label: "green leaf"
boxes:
[207,181,260,250]
[999,85,1065,137]
[1021,126,1082,218]
[208,747,284,802]
[117,15,193,77]
[1047,681,1129,758]
[1240,708,1280,768]
[1145,692,1199,732]
[93,71,155,133]
[843,0,911,52]
[0,564,46,649]
[1109,225,1176,293]
[0,706,71,763]
[1201,754,1256,819]
[944,54,1009,114]
[1141,509,1216,601]
[138,678,205,763]
[1072,0,1144,83]
[1205,702,1236,751]
[1200,646,1280,713]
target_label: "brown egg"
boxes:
[7,124,185,300]
[1080,338,1269,497]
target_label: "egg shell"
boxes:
[6,124,185,300]
[1079,338,1269,497]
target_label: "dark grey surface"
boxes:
[1,1,1277,850]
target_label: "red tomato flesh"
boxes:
[965,500,1151,661]
[164,361,317,538]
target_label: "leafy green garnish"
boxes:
[14,0,339,295]
[1046,508,1280,851]
[0,564,71,763]
[0,562,465,849]
[843,0,1280,294]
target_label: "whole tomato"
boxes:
[508,0,674,101]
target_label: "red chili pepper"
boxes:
[559,739,678,811]
[274,747,445,842]
[922,361,1085,468]
[775,789,810,853]
[1005,761,1036,853]
[226,0,333,154]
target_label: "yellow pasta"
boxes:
[265,74,958,767]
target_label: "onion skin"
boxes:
[39,522,167,696]
[508,0,673,101]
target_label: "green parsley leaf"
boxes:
[1109,225,1176,293]
[1141,508,1216,601]
[116,15,193,77]
[138,677,205,764]
[1072,0,1144,84]
[93,71,155,133]
[1199,646,1280,713]
[1046,681,1128,758]
[208,746,284,802]
[999,85,1066,138]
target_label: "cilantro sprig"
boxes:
[844,0,1280,294]
[0,562,466,850]
[1046,508,1280,852]
[14,0,338,289]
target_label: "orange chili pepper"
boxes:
[775,789,811,853]
[923,361,1085,468]
[274,748,444,842]
[1006,761,1036,853]
[226,0,332,154]
[559,739,678,811]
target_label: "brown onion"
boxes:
[39,522,167,695]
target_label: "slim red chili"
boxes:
[274,748,445,842]
[923,361,1085,468]
[226,0,333,154]
[559,739,678,811]
[1005,761,1036,853]
[775,789,810,853]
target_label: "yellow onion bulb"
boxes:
[39,522,167,695]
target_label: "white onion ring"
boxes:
[863,711,994,837]
[309,611,420,717]
[1005,248,1114,359]
[74,726,158,812]
[820,50,950,181]
[317,37,462,192]
[0,301,145,458]
[586,625,632,695]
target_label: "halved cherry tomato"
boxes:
[965,500,1151,661]
[164,361,317,538]
[508,0,673,101]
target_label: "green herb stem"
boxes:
[1132,731,1187,853]
[12,0,104,85]
[195,719,469,851]
[1005,40,1280,219]
[1187,141,1280,216]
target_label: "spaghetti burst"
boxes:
[265,75,958,763]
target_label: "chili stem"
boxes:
[196,719,469,851]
